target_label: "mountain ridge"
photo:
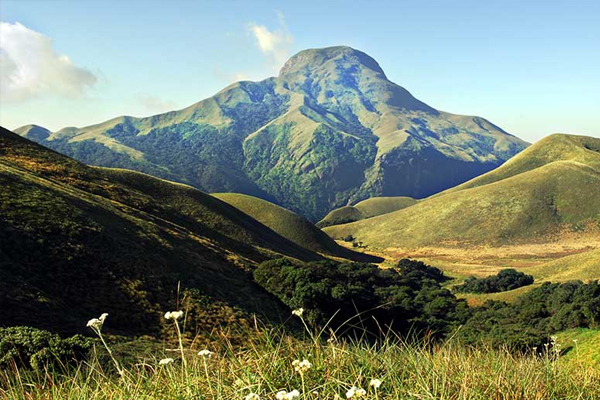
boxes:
[15,45,529,220]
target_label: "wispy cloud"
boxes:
[248,12,294,71]
[0,21,97,103]
[136,93,177,115]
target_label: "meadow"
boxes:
[2,311,600,400]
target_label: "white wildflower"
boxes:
[86,313,109,331]
[158,358,174,365]
[369,378,382,389]
[291,308,304,317]
[164,310,184,320]
[198,349,214,358]
[292,359,311,373]
[276,390,300,400]
[346,386,366,398]
[245,393,260,400]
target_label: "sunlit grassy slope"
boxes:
[324,134,600,248]
[0,126,325,336]
[317,196,417,227]
[213,193,381,262]
[529,248,600,282]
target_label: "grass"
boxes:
[317,197,417,228]
[3,315,600,400]
[324,134,600,257]
[213,193,381,262]
[354,196,418,218]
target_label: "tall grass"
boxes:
[2,315,599,400]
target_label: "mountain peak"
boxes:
[279,46,387,79]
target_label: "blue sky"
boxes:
[1,0,598,142]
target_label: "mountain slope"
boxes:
[16,46,527,221]
[0,126,324,336]
[324,134,600,247]
[317,196,417,227]
[213,193,381,262]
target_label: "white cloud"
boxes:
[0,21,97,103]
[248,12,294,70]
[136,93,177,115]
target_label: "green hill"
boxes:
[0,126,324,336]
[324,134,600,248]
[317,196,417,227]
[212,193,381,262]
[15,46,527,221]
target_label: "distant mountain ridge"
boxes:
[15,46,528,220]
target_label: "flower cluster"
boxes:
[291,308,304,317]
[276,389,300,400]
[86,313,109,332]
[292,359,312,373]
[164,310,184,320]
[198,349,214,358]
[346,386,366,398]
[159,358,174,365]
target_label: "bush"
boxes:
[454,269,534,293]
[254,258,468,337]
[459,281,600,350]
[0,326,93,370]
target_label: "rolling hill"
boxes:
[323,134,600,248]
[15,46,527,221]
[0,126,325,336]
[212,193,381,262]
[317,196,417,227]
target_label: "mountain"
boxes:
[317,196,417,227]
[323,134,600,247]
[0,126,326,335]
[15,46,528,221]
[212,193,381,262]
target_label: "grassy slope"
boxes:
[317,197,417,228]
[324,134,600,248]
[529,248,600,282]
[0,127,323,336]
[212,193,382,262]
[354,196,418,218]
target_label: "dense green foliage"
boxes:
[454,269,534,293]
[460,281,600,349]
[0,327,93,370]
[254,258,468,336]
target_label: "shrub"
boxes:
[454,269,534,293]
[0,326,93,370]
[254,258,468,337]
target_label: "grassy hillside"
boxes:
[0,126,324,336]
[530,248,600,282]
[213,193,381,262]
[16,46,527,221]
[317,196,416,227]
[324,134,600,248]
[354,196,418,217]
